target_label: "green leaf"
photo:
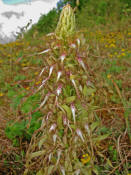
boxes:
[30,150,45,159]
[65,96,76,104]
[93,134,110,143]
[57,111,63,129]
[83,86,96,96]
[90,122,100,132]
[61,104,72,120]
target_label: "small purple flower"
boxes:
[76,129,84,142]
[70,43,76,48]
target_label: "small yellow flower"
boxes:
[121,48,125,52]
[21,63,27,67]
[81,153,90,164]
[109,43,116,48]
[121,53,126,56]
[34,72,39,75]
[109,54,113,58]
[91,93,95,97]
[35,81,41,85]
[0,60,3,64]
[127,173,131,175]
[0,93,4,97]
[25,87,30,90]
[107,74,111,79]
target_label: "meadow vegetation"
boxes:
[0,0,131,174]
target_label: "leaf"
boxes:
[65,96,76,104]
[83,86,96,96]
[90,122,100,132]
[93,134,110,143]
[57,111,63,129]
[30,150,45,159]
[107,158,113,168]
[38,136,47,149]
[61,104,72,120]
[36,170,43,175]
[47,165,54,174]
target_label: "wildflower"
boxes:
[60,166,66,175]
[0,92,4,97]
[53,134,57,144]
[70,43,76,48]
[0,59,3,64]
[121,52,126,56]
[34,72,39,75]
[84,124,90,135]
[39,93,50,108]
[35,81,41,85]
[121,48,125,52]
[71,103,76,123]
[56,71,62,82]
[76,38,80,47]
[48,153,52,162]
[56,84,62,96]
[107,74,111,79]
[25,87,30,90]
[60,53,66,63]
[38,48,50,55]
[49,123,57,132]
[49,65,54,77]
[81,153,90,164]
[91,92,95,97]
[109,43,116,48]
[39,66,47,77]
[56,149,62,165]
[77,57,86,71]
[74,169,80,175]
[76,129,84,142]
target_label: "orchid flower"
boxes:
[39,93,50,109]
[76,38,80,47]
[53,134,57,145]
[49,123,57,132]
[49,65,54,77]
[60,53,66,63]
[70,43,76,48]
[56,149,62,165]
[71,78,80,97]
[60,166,66,175]
[71,103,76,123]
[39,66,47,77]
[38,48,50,55]
[56,71,62,82]
[56,84,62,96]
[74,169,80,175]
[84,124,90,135]
[46,111,52,121]
[36,77,49,92]
[48,153,52,162]
[76,129,84,142]
[77,57,86,71]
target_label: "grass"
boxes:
[0,23,131,174]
